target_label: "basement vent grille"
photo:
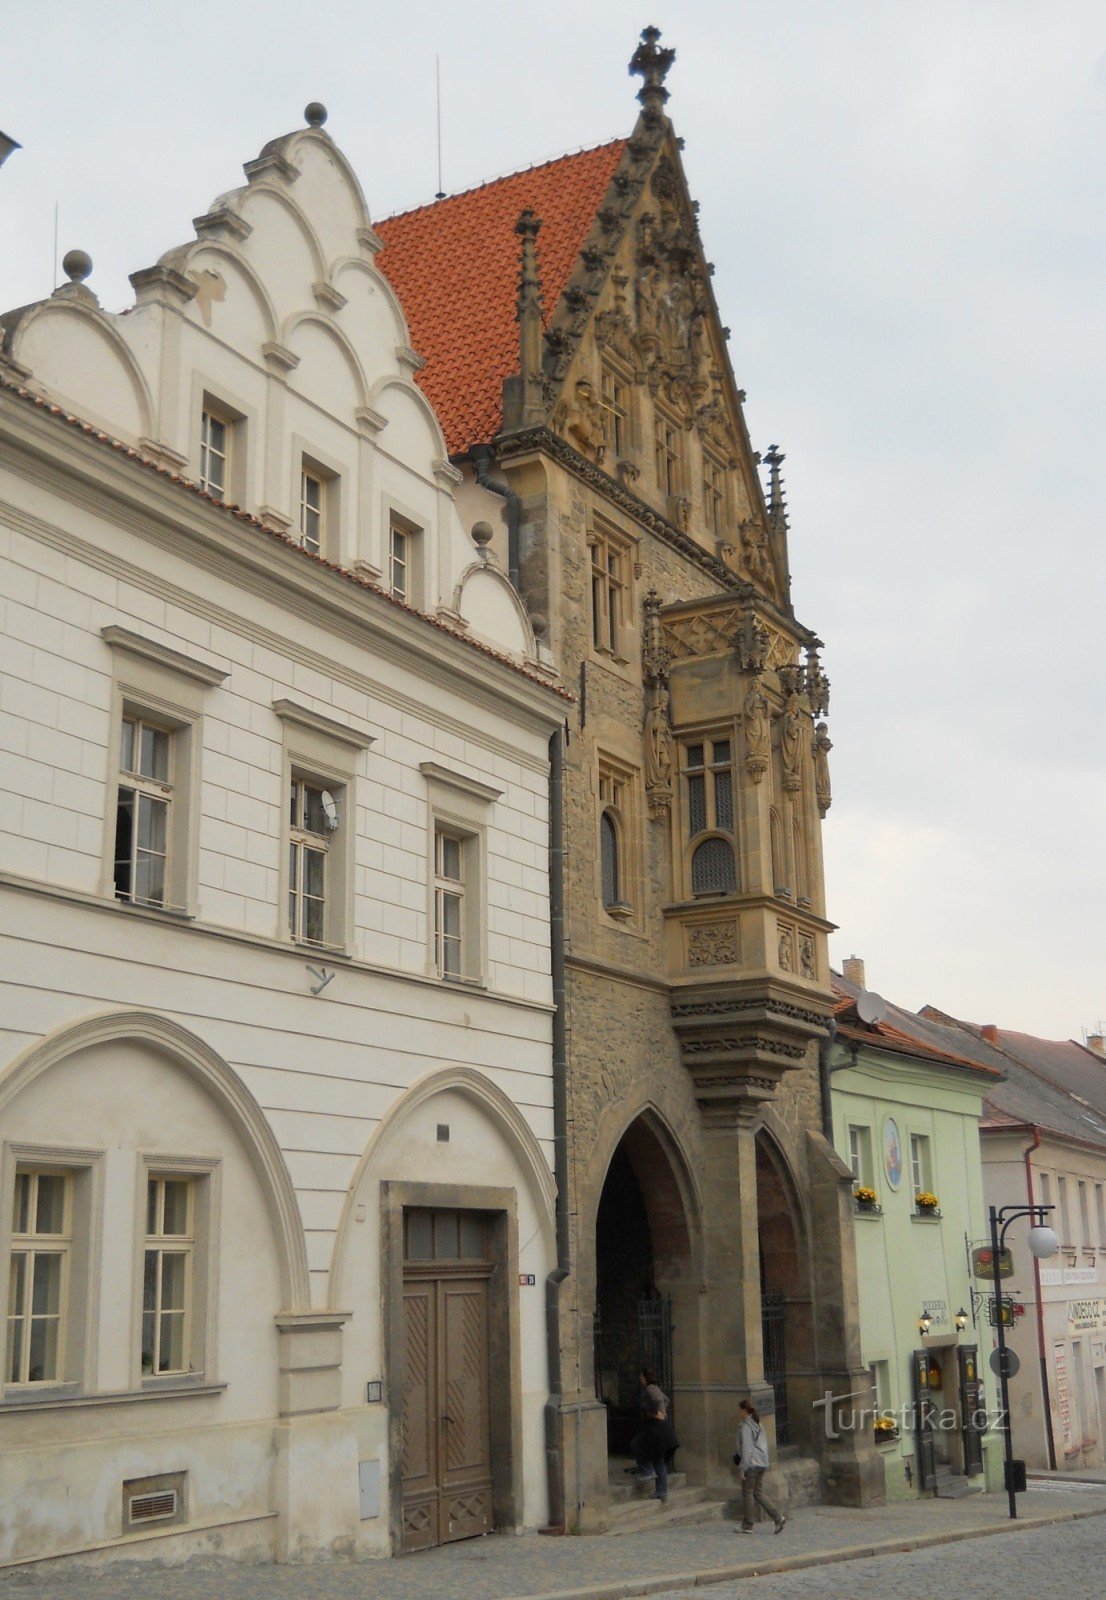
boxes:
[128,1490,177,1524]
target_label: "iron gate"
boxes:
[761,1294,789,1446]
[593,1293,674,1413]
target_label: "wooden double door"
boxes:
[401,1267,493,1552]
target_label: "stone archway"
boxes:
[755,1132,814,1451]
[593,1115,696,1458]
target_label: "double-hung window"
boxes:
[142,1177,193,1377]
[434,828,465,980]
[288,777,335,946]
[300,469,323,555]
[114,715,172,908]
[5,1171,70,1386]
[389,513,422,604]
[909,1134,932,1198]
[848,1125,873,1188]
[199,408,229,501]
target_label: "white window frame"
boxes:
[191,379,252,508]
[385,504,424,607]
[5,1169,71,1388]
[199,406,231,501]
[848,1124,873,1188]
[420,763,502,987]
[0,1144,103,1399]
[433,826,466,981]
[909,1133,932,1198]
[101,628,227,918]
[299,467,324,555]
[273,700,374,955]
[288,774,335,947]
[134,1156,219,1388]
[114,713,174,909]
[291,439,345,562]
[141,1176,194,1379]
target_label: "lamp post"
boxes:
[990,1203,1058,1519]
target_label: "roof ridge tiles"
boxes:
[376,136,628,225]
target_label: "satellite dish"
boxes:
[320,790,339,832]
[857,990,889,1025]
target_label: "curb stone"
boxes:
[516,1503,1106,1600]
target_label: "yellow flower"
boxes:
[915,1192,939,1209]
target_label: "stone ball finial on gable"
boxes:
[62,249,93,283]
[304,102,328,128]
[471,521,494,548]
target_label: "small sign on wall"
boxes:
[519,1273,536,1286]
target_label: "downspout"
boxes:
[818,1017,838,1142]
[1023,1125,1057,1470]
[471,444,521,589]
[542,724,570,1532]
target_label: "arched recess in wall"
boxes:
[238,180,330,288]
[0,1010,310,1307]
[327,1064,557,1309]
[181,242,281,345]
[10,300,156,442]
[587,1096,705,1279]
[451,562,536,659]
[282,309,372,413]
[367,374,451,466]
[770,807,785,894]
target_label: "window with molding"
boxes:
[597,758,637,921]
[299,466,325,555]
[654,407,682,498]
[589,523,633,659]
[420,763,502,986]
[909,1134,932,1198]
[682,737,737,897]
[199,406,231,501]
[274,700,373,955]
[142,1176,194,1377]
[102,627,227,918]
[388,511,423,605]
[848,1125,873,1187]
[600,364,629,461]
[5,1170,71,1386]
[703,449,728,536]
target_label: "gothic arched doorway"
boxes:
[756,1133,814,1451]
[593,1116,695,1456]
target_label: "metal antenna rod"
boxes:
[435,55,445,200]
[53,200,59,290]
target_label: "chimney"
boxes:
[981,1025,999,1043]
[1087,1034,1106,1058]
[842,955,866,989]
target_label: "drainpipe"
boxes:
[1023,1126,1057,1470]
[470,444,521,589]
[542,724,570,1532]
[818,1017,838,1142]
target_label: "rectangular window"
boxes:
[1079,1181,1092,1248]
[434,827,465,980]
[703,452,727,535]
[1058,1176,1073,1245]
[300,468,323,555]
[597,759,637,920]
[654,410,681,496]
[390,522,410,602]
[114,715,172,908]
[1096,1183,1106,1247]
[288,776,336,945]
[869,1358,891,1419]
[142,1177,193,1377]
[910,1134,931,1197]
[683,738,734,839]
[600,366,628,459]
[6,1171,71,1386]
[199,409,230,501]
[848,1125,873,1187]
[590,530,630,657]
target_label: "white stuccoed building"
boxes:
[0,106,566,1567]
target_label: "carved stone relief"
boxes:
[778,691,804,793]
[799,933,816,981]
[743,680,770,783]
[554,378,606,463]
[813,722,833,817]
[643,681,673,815]
[777,922,795,973]
[687,921,740,969]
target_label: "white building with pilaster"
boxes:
[0,105,563,1568]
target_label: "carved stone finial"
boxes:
[304,102,328,128]
[629,25,676,112]
[735,602,769,674]
[642,588,669,685]
[62,249,92,283]
[763,443,789,534]
[471,520,493,548]
[805,646,830,717]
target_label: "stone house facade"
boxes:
[0,113,565,1565]
[377,29,881,1524]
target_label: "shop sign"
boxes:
[923,1298,948,1327]
[972,1245,1013,1279]
[1068,1298,1103,1331]
[1064,1266,1098,1285]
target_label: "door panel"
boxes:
[401,1272,492,1550]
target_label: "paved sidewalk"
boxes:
[3,1485,1105,1600]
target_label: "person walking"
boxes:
[734,1398,785,1534]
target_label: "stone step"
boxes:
[608,1468,690,1506]
[608,1485,726,1535]
[932,1467,982,1499]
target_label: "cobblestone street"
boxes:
[3,1486,1104,1600]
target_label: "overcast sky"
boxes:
[3,2,1103,1040]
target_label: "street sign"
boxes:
[972,1245,1013,1279]
[990,1347,1020,1380]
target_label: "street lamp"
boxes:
[918,1308,932,1336]
[990,1203,1058,1519]
[955,1307,968,1333]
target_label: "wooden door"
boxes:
[912,1348,937,1489]
[958,1345,985,1476]
[401,1273,492,1551]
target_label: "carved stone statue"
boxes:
[799,933,816,980]
[743,681,769,782]
[779,691,804,792]
[644,682,673,813]
[813,721,833,816]
[555,378,605,462]
[778,923,794,972]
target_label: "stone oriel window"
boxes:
[683,738,737,897]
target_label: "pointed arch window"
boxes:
[683,737,738,898]
[598,758,637,921]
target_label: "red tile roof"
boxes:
[375,140,627,455]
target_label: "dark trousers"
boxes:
[741,1466,780,1528]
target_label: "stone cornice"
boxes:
[101,624,229,687]
[418,761,503,803]
[272,698,376,751]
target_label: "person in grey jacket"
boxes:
[734,1398,786,1534]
